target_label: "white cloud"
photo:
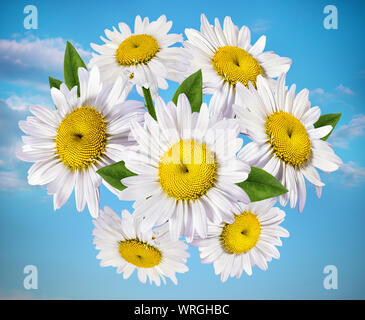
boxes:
[0,35,91,91]
[310,88,334,101]
[311,88,325,95]
[0,142,24,168]
[0,98,44,171]
[0,36,91,72]
[0,98,26,144]
[309,86,354,109]
[336,84,355,96]
[6,95,27,111]
[330,114,365,148]
[0,91,54,195]
[0,98,30,191]
[251,19,271,33]
[311,84,355,97]
[339,161,365,186]
[4,94,51,111]
[0,95,54,193]
[0,170,28,191]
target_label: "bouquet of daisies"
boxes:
[17,14,342,285]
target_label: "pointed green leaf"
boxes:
[64,41,87,96]
[237,166,288,202]
[48,76,63,90]
[313,113,341,141]
[172,69,203,113]
[96,161,137,191]
[142,87,157,120]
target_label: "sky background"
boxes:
[0,0,364,300]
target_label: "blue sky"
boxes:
[0,0,364,299]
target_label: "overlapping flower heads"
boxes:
[18,14,342,285]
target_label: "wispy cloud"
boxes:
[0,35,91,72]
[310,87,334,101]
[0,98,26,170]
[0,35,91,91]
[0,170,28,191]
[251,19,271,33]
[0,98,26,145]
[330,114,365,148]
[336,84,355,96]
[311,88,325,95]
[0,97,48,191]
[310,87,333,97]
[310,85,355,109]
[339,161,365,186]
[5,94,51,111]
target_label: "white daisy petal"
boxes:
[308,125,333,140]
[18,67,145,217]
[235,75,341,212]
[93,207,189,286]
[29,105,60,128]
[122,94,250,240]
[51,88,72,117]
[185,15,291,118]
[249,35,266,56]
[90,15,188,95]
[192,199,288,281]
[301,165,324,187]
[53,170,75,210]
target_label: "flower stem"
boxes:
[142,87,157,121]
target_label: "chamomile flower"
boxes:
[89,15,190,97]
[184,14,291,119]
[233,74,342,212]
[17,67,145,217]
[192,199,289,282]
[117,94,250,242]
[93,206,189,286]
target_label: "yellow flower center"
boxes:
[158,139,217,201]
[265,111,311,167]
[212,46,263,87]
[116,34,159,66]
[56,106,107,170]
[118,239,162,268]
[220,211,261,254]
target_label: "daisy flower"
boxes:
[93,206,189,286]
[89,15,190,96]
[17,67,145,217]
[233,74,343,212]
[192,199,289,282]
[117,94,251,242]
[184,14,291,119]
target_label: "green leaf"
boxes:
[142,87,157,121]
[172,69,203,113]
[313,113,342,141]
[96,161,137,191]
[48,76,62,90]
[237,166,288,202]
[64,41,87,96]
